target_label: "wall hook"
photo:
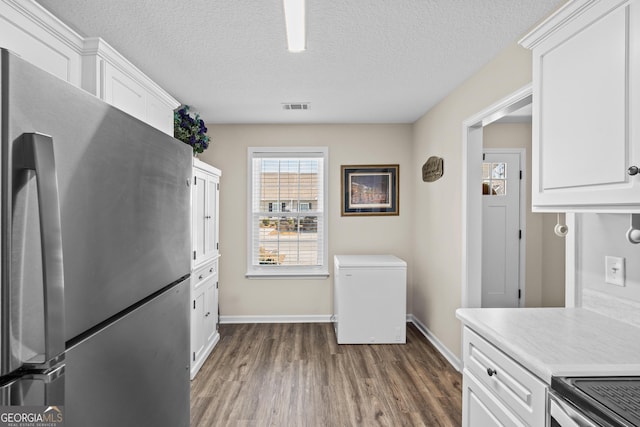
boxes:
[554,213,568,237]
[626,214,640,244]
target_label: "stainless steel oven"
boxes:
[550,377,640,427]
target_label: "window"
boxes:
[247,147,328,277]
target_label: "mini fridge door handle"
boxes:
[14,133,66,365]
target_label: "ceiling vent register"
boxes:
[282,102,310,110]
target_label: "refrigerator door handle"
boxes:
[21,363,65,385]
[14,133,66,365]
[0,363,65,406]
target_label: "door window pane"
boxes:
[491,163,506,179]
[482,162,507,196]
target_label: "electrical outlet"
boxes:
[605,256,625,287]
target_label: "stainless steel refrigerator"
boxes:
[0,49,192,426]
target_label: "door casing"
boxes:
[461,84,531,309]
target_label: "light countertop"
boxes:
[456,307,640,384]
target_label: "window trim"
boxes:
[246,146,329,278]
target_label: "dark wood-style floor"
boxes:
[190,323,462,427]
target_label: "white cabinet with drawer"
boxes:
[463,369,527,427]
[190,159,222,380]
[190,259,219,380]
[462,327,547,427]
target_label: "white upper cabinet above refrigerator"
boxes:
[81,38,179,136]
[0,0,179,135]
[520,0,640,212]
[0,0,84,85]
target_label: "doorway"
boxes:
[481,150,524,308]
[461,84,532,308]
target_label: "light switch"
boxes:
[605,256,625,287]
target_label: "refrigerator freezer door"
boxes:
[65,278,190,427]
[2,50,192,341]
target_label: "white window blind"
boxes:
[247,147,328,277]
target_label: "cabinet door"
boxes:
[103,62,147,122]
[530,0,640,210]
[191,289,205,365]
[203,173,219,260]
[462,371,526,427]
[190,262,218,380]
[203,277,217,346]
[192,169,208,266]
[463,327,546,426]
[146,94,175,136]
[0,1,83,86]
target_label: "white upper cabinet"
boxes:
[192,159,221,269]
[81,38,179,136]
[0,0,179,135]
[521,0,640,211]
[0,0,83,85]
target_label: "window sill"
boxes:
[245,271,329,280]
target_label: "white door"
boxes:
[481,152,521,308]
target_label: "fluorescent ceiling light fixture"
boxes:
[283,0,306,52]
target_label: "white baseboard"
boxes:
[219,313,461,373]
[220,314,332,324]
[408,314,462,372]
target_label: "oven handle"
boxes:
[549,392,599,427]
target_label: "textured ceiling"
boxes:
[36,0,564,124]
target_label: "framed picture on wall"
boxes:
[341,164,399,216]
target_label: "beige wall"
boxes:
[199,124,414,318]
[198,44,568,361]
[410,43,535,358]
[483,122,565,308]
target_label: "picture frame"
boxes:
[341,164,399,216]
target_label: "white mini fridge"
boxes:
[333,255,407,344]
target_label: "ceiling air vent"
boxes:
[282,102,310,110]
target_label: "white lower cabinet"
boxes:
[190,259,219,380]
[462,327,547,427]
[463,369,526,427]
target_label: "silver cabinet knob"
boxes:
[628,166,639,176]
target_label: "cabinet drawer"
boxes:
[463,327,546,426]
[192,261,217,288]
[463,368,527,427]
